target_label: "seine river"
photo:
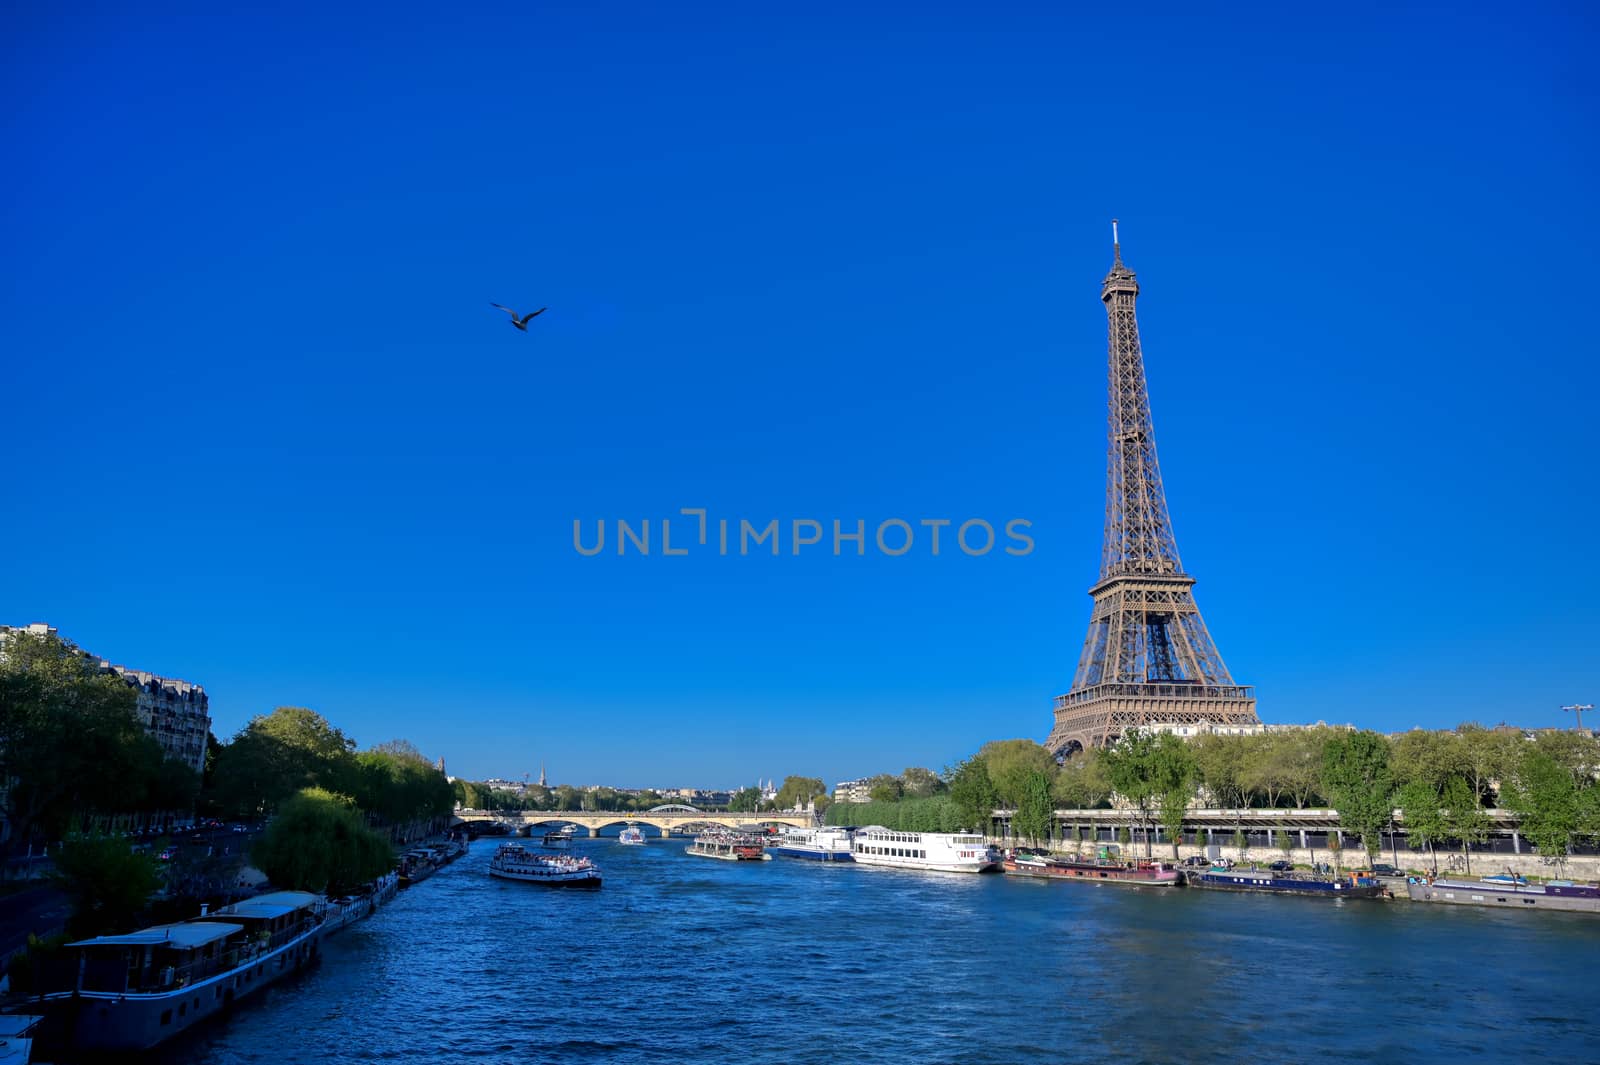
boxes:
[123,837,1598,1064]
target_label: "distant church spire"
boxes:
[538,761,547,787]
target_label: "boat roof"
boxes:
[213,890,321,919]
[69,921,245,950]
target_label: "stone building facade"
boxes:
[1,622,210,775]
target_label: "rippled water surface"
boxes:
[121,838,1600,1064]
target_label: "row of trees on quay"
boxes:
[0,630,454,935]
[825,727,1600,865]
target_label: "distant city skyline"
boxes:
[5,6,1595,784]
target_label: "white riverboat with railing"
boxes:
[850,828,999,874]
[618,823,646,846]
[768,826,855,861]
[489,843,602,887]
[685,830,770,861]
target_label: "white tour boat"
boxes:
[850,827,999,874]
[685,830,770,861]
[489,842,602,887]
[768,826,855,862]
[618,823,646,845]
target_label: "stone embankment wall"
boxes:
[993,840,1600,880]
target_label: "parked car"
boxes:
[156,847,176,862]
[230,823,248,834]
[1180,856,1211,868]
[1268,860,1293,872]
[1371,863,1400,877]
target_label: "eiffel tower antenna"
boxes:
[1047,224,1259,755]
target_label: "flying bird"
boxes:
[490,303,547,331]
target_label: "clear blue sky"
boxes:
[4,4,1596,787]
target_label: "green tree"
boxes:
[773,776,826,810]
[1456,724,1522,805]
[866,774,904,803]
[1442,776,1491,874]
[0,630,172,855]
[899,767,944,799]
[1237,730,1325,808]
[213,706,357,819]
[1397,779,1446,870]
[1012,769,1054,846]
[729,786,763,812]
[351,742,454,828]
[1191,733,1249,809]
[51,834,160,938]
[1321,730,1395,860]
[1276,826,1295,859]
[1390,729,1468,791]
[979,740,1056,811]
[1153,735,1197,859]
[1501,749,1584,867]
[249,788,394,894]
[1104,731,1164,857]
[946,756,999,834]
[1051,749,1113,809]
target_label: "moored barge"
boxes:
[43,890,325,1051]
[1003,845,1180,886]
[1186,866,1385,899]
[1405,876,1600,914]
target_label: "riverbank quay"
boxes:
[986,806,1600,880]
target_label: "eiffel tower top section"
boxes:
[1097,220,1184,586]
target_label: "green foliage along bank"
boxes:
[249,788,395,895]
[0,630,201,856]
[838,725,1600,864]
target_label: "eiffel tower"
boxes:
[1046,223,1258,755]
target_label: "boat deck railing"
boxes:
[75,917,320,995]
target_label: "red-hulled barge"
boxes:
[1003,845,1181,887]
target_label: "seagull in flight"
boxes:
[490,303,548,331]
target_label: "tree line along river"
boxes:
[101,835,1600,1065]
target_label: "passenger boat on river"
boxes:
[41,891,325,1051]
[685,830,770,861]
[489,843,603,887]
[850,827,999,874]
[542,825,578,849]
[618,823,646,845]
[1186,865,1385,899]
[768,826,855,861]
[1003,845,1180,886]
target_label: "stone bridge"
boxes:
[452,804,812,837]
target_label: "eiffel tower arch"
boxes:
[1046,224,1258,756]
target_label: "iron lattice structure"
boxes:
[1046,226,1258,755]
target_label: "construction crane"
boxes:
[1560,703,1594,731]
